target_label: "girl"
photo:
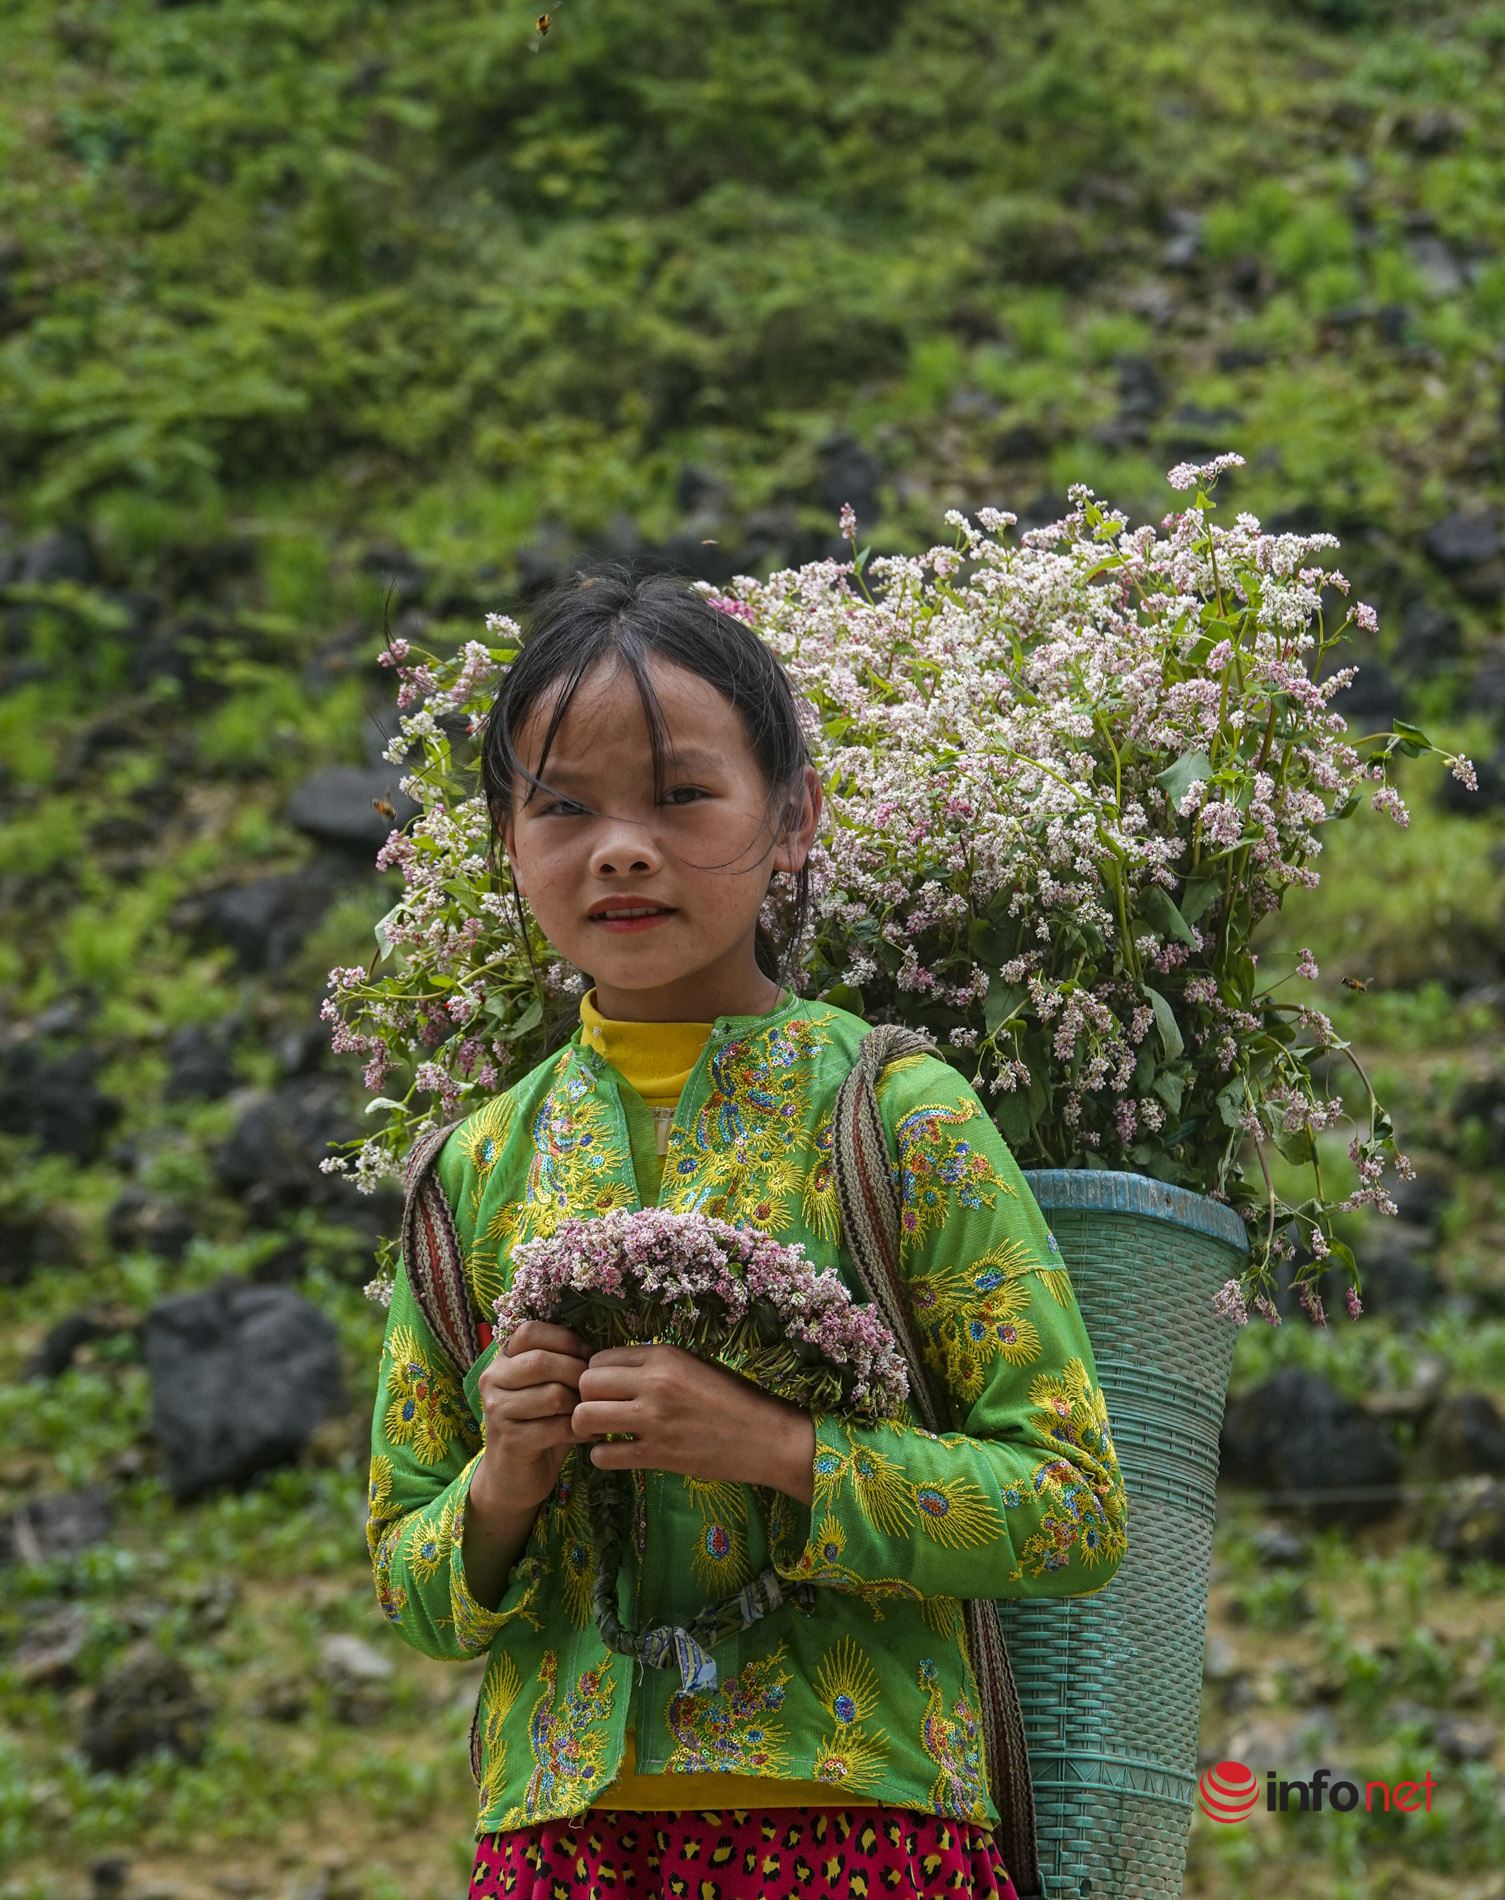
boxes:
[366,572,1128,1900]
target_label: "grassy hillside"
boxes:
[3,2,1505,1895]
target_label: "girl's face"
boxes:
[505,655,820,1021]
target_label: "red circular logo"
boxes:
[1197,1759,1260,1823]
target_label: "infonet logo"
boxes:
[1196,1760,1439,1821]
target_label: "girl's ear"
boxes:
[771,766,822,875]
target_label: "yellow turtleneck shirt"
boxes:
[576,990,872,1812]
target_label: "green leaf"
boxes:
[824,983,865,1013]
[1155,748,1213,810]
[984,982,1026,1032]
[1143,986,1183,1062]
[1274,1126,1314,1167]
[1215,1078,1245,1129]
[1327,1240,1357,1281]
[1391,719,1430,747]
[500,996,543,1041]
[1333,792,1361,820]
[1139,886,1195,946]
[373,903,402,958]
[994,1088,1039,1147]
[1179,879,1220,927]
[1152,1070,1184,1115]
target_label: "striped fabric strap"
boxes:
[832,1025,1043,1900]
[400,1118,480,1381]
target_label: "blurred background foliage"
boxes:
[3,1,1505,1896]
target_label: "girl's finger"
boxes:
[569,1399,641,1441]
[489,1381,580,1420]
[488,1348,588,1393]
[575,1363,647,1402]
[503,1320,589,1360]
[490,1414,579,1451]
[584,1345,652,1368]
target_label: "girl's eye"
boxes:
[539,798,591,818]
[663,785,709,807]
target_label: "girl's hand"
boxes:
[573,1345,816,1506]
[464,1320,589,1609]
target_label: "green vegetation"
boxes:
[3,1,1505,1894]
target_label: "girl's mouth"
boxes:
[587,903,677,933]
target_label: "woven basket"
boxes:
[1001,1171,1247,1900]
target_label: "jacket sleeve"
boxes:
[770,1055,1128,1605]
[367,1261,545,1659]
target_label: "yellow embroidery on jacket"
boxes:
[1014,1358,1128,1578]
[910,1476,1003,1549]
[801,1114,840,1245]
[846,1439,915,1537]
[683,1477,753,1594]
[553,1455,594,1630]
[892,1098,1011,1248]
[663,1014,832,1227]
[519,1651,616,1819]
[491,1057,632,1254]
[910,1244,1042,1401]
[474,1649,523,1809]
[666,1647,791,1775]
[372,1520,407,1625]
[811,1637,890,1794]
[917,1656,988,1821]
[460,1093,517,1185]
[382,1326,469,1465]
[406,1493,456,1583]
[365,1454,395,1560]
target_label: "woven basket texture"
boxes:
[1001,1171,1247,1900]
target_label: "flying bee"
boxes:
[1341,976,1369,993]
[372,796,397,822]
[536,12,552,31]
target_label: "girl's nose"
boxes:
[590,818,661,880]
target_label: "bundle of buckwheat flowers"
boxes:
[325,457,1473,1320]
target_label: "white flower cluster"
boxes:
[326,461,1473,1317]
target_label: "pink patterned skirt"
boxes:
[469,1805,1021,1899]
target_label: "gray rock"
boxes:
[1327,659,1400,726]
[141,1281,343,1500]
[1351,1236,1441,1327]
[163,1021,238,1100]
[80,1651,209,1773]
[1,1485,112,1564]
[286,765,419,857]
[1395,600,1462,674]
[1220,1368,1403,1527]
[1251,1523,1309,1567]
[1407,232,1466,299]
[218,1075,358,1218]
[1435,1476,1505,1570]
[89,1858,130,1900]
[321,1632,393,1725]
[1427,1393,1505,1479]
[201,863,342,974]
[20,527,95,585]
[1115,354,1168,421]
[1452,1075,1505,1166]
[816,435,883,524]
[0,1044,121,1162]
[1424,509,1503,571]
[12,1606,90,1684]
[1430,1714,1498,1762]
[108,1187,195,1262]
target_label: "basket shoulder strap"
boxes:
[831,1025,1043,1900]
[400,1118,482,1381]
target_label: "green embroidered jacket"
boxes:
[367,997,1128,1834]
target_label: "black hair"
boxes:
[481,566,813,983]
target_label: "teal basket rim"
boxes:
[1022,1167,1250,1255]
